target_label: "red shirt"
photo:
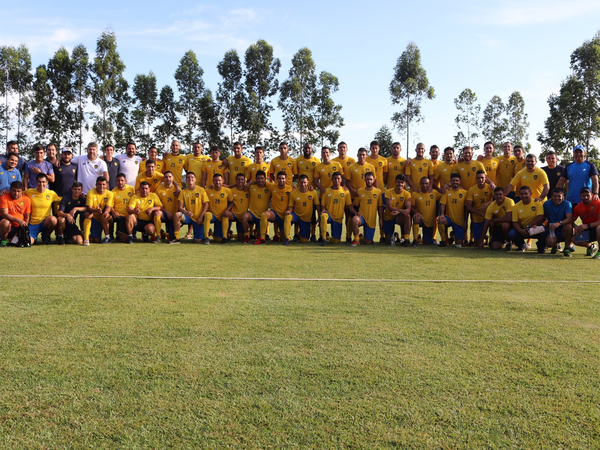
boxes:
[0,192,31,227]
[573,199,600,224]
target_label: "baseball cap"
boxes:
[574,144,585,152]
[61,147,72,153]
[580,186,591,194]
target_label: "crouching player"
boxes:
[204,173,233,244]
[261,171,292,245]
[174,172,209,244]
[56,182,87,245]
[438,173,468,248]
[479,187,514,250]
[410,176,441,246]
[283,174,319,245]
[156,171,180,241]
[83,176,115,245]
[351,172,382,247]
[126,181,162,244]
[572,187,600,259]
[508,186,546,253]
[543,187,574,257]
[319,171,351,246]
[230,173,250,241]
[111,173,135,242]
[0,181,31,246]
[383,174,411,246]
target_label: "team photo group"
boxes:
[0,137,598,258]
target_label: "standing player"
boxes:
[201,146,229,188]
[405,142,434,193]
[434,147,457,194]
[269,142,296,186]
[284,174,320,245]
[367,140,388,190]
[184,143,211,182]
[319,171,352,246]
[126,181,162,244]
[226,142,252,181]
[332,141,356,180]
[386,142,407,190]
[24,144,55,189]
[456,146,487,192]
[479,187,515,250]
[557,145,599,206]
[505,154,549,202]
[115,142,143,186]
[163,140,187,187]
[383,174,412,246]
[480,141,499,184]
[103,144,120,189]
[439,173,468,248]
[174,172,209,244]
[203,173,233,244]
[0,141,26,174]
[295,142,320,240]
[72,142,109,194]
[350,172,382,246]
[314,146,344,194]
[466,170,494,248]
[135,160,165,193]
[410,177,442,246]
[82,176,115,245]
[496,142,516,199]
[25,173,61,244]
[0,181,31,247]
[346,148,375,199]
[139,146,166,174]
[541,151,565,194]
[245,146,269,182]
[56,182,87,245]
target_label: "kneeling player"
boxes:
[479,187,514,250]
[319,171,351,246]
[284,174,319,245]
[383,174,412,246]
[543,188,574,257]
[204,173,233,244]
[174,172,209,244]
[438,173,468,248]
[351,172,382,246]
[83,176,115,245]
[230,173,250,241]
[56,182,87,245]
[410,176,441,246]
[0,181,31,246]
[126,181,162,244]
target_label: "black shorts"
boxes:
[134,219,151,233]
[114,216,127,235]
[64,222,82,240]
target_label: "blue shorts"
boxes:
[417,219,435,244]
[230,215,244,235]
[545,225,565,243]
[90,217,103,240]
[269,210,285,228]
[208,215,224,239]
[160,211,174,237]
[248,212,261,228]
[290,212,311,239]
[181,215,205,240]
[358,216,375,241]
[383,218,399,237]
[322,212,343,240]
[29,221,47,241]
[472,221,485,241]
[443,216,465,241]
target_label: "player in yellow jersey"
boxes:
[25,173,60,245]
[332,141,356,179]
[367,140,388,190]
[204,173,233,244]
[283,174,320,245]
[242,170,272,244]
[155,171,181,242]
[259,171,293,245]
[135,160,164,193]
[383,174,412,246]
[185,143,211,182]
[513,145,527,174]
[227,141,252,182]
[139,146,166,174]
[386,142,407,190]
[434,146,457,194]
[405,142,435,193]
[126,181,163,244]
[201,146,229,188]
[505,154,549,202]
[319,171,352,246]
[162,140,187,186]
[496,142,517,199]
[175,172,209,243]
[466,170,494,248]
[350,172,382,246]
[245,146,269,182]
[111,173,136,241]
[346,148,375,198]
[479,187,515,250]
[314,146,344,193]
[230,173,250,241]
[82,176,115,245]
[269,142,296,186]
[439,173,468,247]
[456,146,487,191]
[480,141,499,184]
[411,177,442,246]
[295,142,320,240]
[508,186,546,252]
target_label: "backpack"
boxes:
[16,225,31,248]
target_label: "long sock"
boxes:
[174,229,180,239]
[311,222,316,236]
[320,213,328,240]
[433,223,438,241]
[412,224,420,242]
[284,215,293,240]
[153,215,162,237]
[203,213,212,238]
[439,224,448,242]
[222,217,230,239]
[83,218,91,241]
[260,213,269,239]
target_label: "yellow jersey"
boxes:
[130,193,162,221]
[248,184,272,217]
[386,156,407,189]
[512,200,543,227]
[296,156,320,184]
[139,159,166,174]
[25,188,61,225]
[266,182,294,218]
[163,153,187,186]
[434,161,458,190]
[481,157,499,184]
[510,167,549,200]
[456,160,486,191]
[112,185,135,216]
[135,171,164,192]
[321,187,351,223]
[467,185,494,223]
[179,186,209,221]
[314,161,344,190]
[405,158,435,185]
[244,162,270,182]
[86,188,115,220]
[230,187,250,220]
[332,156,356,179]
[496,155,517,190]
[227,155,252,180]
[354,187,382,229]
[205,187,233,220]
[156,185,180,215]
[185,155,211,180]
[366,155,388,189]
[288,189,319,222]
[485,198,515,221]
[411,190,442,227]
[202,160,228,184]
[346,162,375,195]
[269,156,296,186]
[441,188,468,226]
[383,188,411,221]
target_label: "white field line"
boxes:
[1,275,599,283]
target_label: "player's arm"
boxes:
[536,184,549,202]
[438,202,447,224]
[201,170,207,188]
[0,207,27,227]
[45,169,55,183]
[23,172,29,189]
[466,199,485,218]
[314,172,324,193]
[556,176,566,189]
[592,174,599,201]
[405,173,417,192]
[400,199,412,216]
[197,200,209,223]
[512,219,528,237]
[493,210,512,224]
[549,212,572,231]
[378,203,384,228]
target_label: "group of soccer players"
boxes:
[1,138,599,258]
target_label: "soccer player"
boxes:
[0,141,26,174]
[439,173,468,248]
[405,142,434,193]
[82,176,115,245]
[319,171,352,246]
[505,154,549,202]
[126,181,162,244]
[314,146,344,193]
[0,181,31,247]
[572,187,600,259]
[230,173,250,241]
[111,173,136,242]
[163,140,187,186]
[543,188,574,257]
[284,174,320,245]
[410,176,442,246]
[480,141,499,184]
[259,171,293,245]
[541,151,565,194]
[155,171,181,242]
[52,148,78,198]
[24,173,60,245]
[45,143,60,168]
[226,141,252,181]
[24,144,55,189]
[383,174,412,246]
[103,144,120,189]
[269,142,296,186]
[479,187,515,250]
[367,140,388,190]
[140,146,166,174]
[115,142,143,186]
[201,146,229,188]
[332,141,356,180]
[56,182,87,245]
[241,170,272,244]
[513,145,526,173]
[350,172,382,246]
[434,146,457,194]
[296,142,320,186]
[496,142,517,198]
[72,142,109,194]
[185,143,211,182]
[386,142,407,190]
[508,186,546,253]
[135,160,164,193]
[466,170,494,248]
[346,148,375,199]
[456,146,487,191]
[557,145,599,206]
[175,172,209,244]
[0,153,22,195]
[204,173,233,244]
[245,146,269,182]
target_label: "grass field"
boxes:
[1,240,599,448]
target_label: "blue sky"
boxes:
[3,0,600,157]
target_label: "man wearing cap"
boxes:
[53,148,78,198]
[572,186,600,259]
[557,145,599,207]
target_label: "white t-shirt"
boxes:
[73,155,108,193]
[115,154,143,186]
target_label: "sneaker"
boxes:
[283,239,291,246]
[160,230,167,240]
[568,245,576,252]
[0,240,7,247]
[351,240,360,247]
[310,235,317,242]
[102,236,111,244]
[126,236,133,244]
[537,246,546,254]
[83,240,90,246]
[550,246,558,255]
[563,249,572,257]
[438,241,447,248]
[593,253,600,260]
[203,238,210,245]
[411,240,418,247]
[153,238,161,244]
[454,244,462,248]
[243,236,250,244]
[432,239,439,246]
[505,243,513,251]
[169,239,181,244]
[43,234,51,245]
[292,234,300,243]
[220,238,228,244]
[586,243,598,257]
[320,239,327,247]
[56,236,65,246]
[253,238,265,245]
[520,243,528,252]
[183,230,193,240]
[345,237,352,243]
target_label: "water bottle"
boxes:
[391,238,395,247]
[549,228,556,238]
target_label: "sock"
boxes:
[412,224,420,241]
[284,215,293,240]
[222,217,229,239]
[83,218,91,241]
[320,213,328,240]
[203,213,212,239]
[260,213,269,240]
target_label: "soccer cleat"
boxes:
[220,238,228,244]
[520,243,528,252]
[410,240,418,247]
[142,234,149,243]
[505,243,513,251]
[102,236,111,244]
[320,239,327,247]
[56,236,65,246]
[586,243,598,257]
[292,234,300,242]
[203,238,210,245]
[454,244,462,248]
[153,238,161,244]
[537,246,545,254]
[310,235,317,242]
[283,239,291,246]
[83,240,90,246]
[438,241,447,248]
[183,230,193,239]
[126,236,134,244]
[593,253,600,260]
[0,240,7,247]
[432,239,439,246]
[568,245,575,252]
[350,240,360,247]
[550,246,558,254]
[253,238,265,245]
[264,234,271,242]
[43,234,51,245]
[401,239,410,247]
[169,238,181,244]
[563,249,572,257]
[243,236,250,244]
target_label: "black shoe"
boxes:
[142,234,149,243]
[292,234,300,242]
[310,235,317,242]
[43,234,52,245]
[56,236,65,246]
[127,236,134,244]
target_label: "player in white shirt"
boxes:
[114,142,143,186]
[72,142,109,194]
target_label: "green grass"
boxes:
[1,242,599,448]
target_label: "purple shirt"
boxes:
[25,160,55,189]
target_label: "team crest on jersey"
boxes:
[94,165,98,169]
[531,206,536,211]
[58,168,61,172]
[135,161,138,165]
[148,200,153,205]
[533,175,538,180]
[11,175,15,179]
[312,162,316,167]
[472,167,476,172]
[372,194,377,199]
[220,193,225,198]
[264,189,269,194]
[127,192,132,197]
[195,193,199,198]
[286,192,290,196]
[459,194,463,198]
[46,195,50,200]
[308,195,312,200]
[340,193,344,198]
